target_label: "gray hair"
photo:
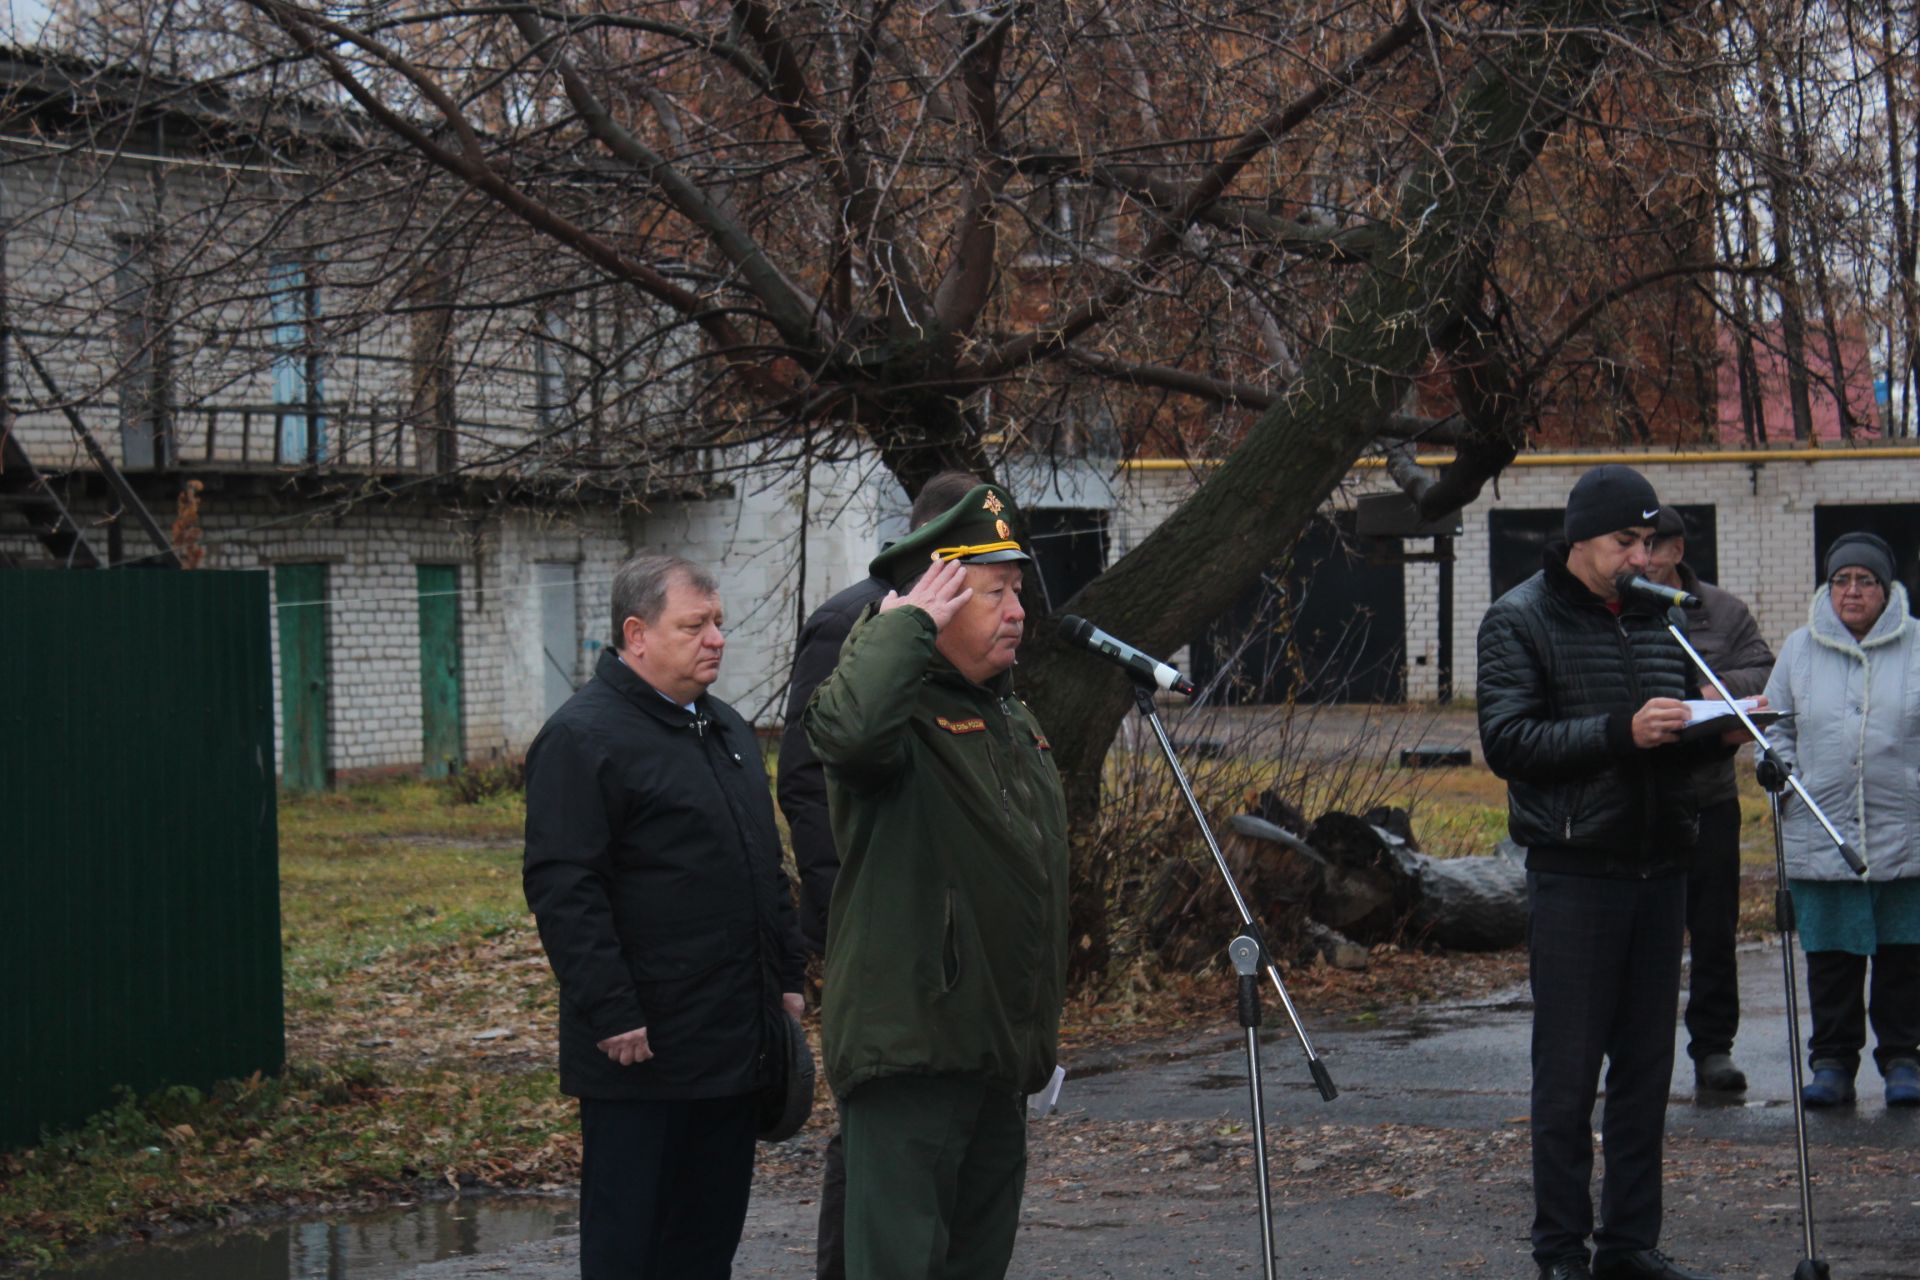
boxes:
[610,554,718,646]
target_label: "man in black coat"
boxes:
[775,470,978,1280]
[1478,465,1746,1280]
[525,554,806,1280]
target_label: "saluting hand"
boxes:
[879,557,973,631]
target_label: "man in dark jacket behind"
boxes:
[805,483,1069,1280]
[775,469,980,1280]
[524,554,806,1280]
[1646,508,1774,1096]
[1478,465,1747,1280]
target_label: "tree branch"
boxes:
[1522,258,1775,388]
[239,0,792,399]
[970,5,1429,376]
[930,3,1016,335]
[732,1,851,204]
[1059,347,1276,410]
[508,7,822,348]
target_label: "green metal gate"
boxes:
[416,564,464,778]
[0,569,284,1150]
[276,563,329,791]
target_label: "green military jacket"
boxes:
[804,604,1071,1098]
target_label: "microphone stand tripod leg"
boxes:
[1672,626,1850,1277]
[1127,682,1337,1100]
[1231,933,1279,1280]
[1768,784,1830,1279]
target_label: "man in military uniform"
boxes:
[775,468,982,1280]
[804,483,1070,1280]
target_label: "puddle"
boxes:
[50,1195,578,1279]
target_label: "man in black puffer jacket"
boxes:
[1478,465,1740,1280]
[524,554,806,1280]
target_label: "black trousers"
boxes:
[1529,870,1685,1265]
[1805,944,1920,1074]
[1683,799,1743,1061]
[578,1093,758,1280]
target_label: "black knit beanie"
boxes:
[1563,465,1661,544]
[1825,531,1896,588]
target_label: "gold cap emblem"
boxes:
[995,519,1011,540]
[982,492,1005,516]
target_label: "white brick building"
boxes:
[0,51,908,785]
[1115,450,1920,705]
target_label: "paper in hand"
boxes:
[1678,698,1783,741]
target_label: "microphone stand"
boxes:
[1126,678,1337,1277]
[1664,608,1863,1280]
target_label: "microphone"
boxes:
[1057,615,1197,698]
[1616,573,1701,610]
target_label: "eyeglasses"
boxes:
[1830,573,1883,593]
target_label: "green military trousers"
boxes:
[841,1075,1028,1280]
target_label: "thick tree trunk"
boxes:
[1017,0,1678,980]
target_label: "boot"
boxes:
[1540,1258,1594,1280]
[1884,1059,1920,1107]
[1592,1248,1720,1280]
[1800,1059,1855,1108]
[1693,1053,1747,1094]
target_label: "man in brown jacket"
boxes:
[1648,508,1775,1096]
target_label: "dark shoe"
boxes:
[1885,1059,1920,1107]
[1540,1258,1594,1280]
[1693,1053,1747,1094]
[1593,1248,1719,1280]
[1801,1060,1856,1108]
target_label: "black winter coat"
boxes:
[776,575,890,955]
[1477,544,1718,877]
[523,648,807,1100]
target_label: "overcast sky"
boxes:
[3,0,51,44]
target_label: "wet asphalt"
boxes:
[406,943,1919,1279]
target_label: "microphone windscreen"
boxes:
[1058,614,1093,643]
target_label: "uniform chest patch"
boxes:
[1030,730,1052,751]
[935,716,988,735]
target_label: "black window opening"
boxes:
[1813,504,1920,616]
[1028,508,1109,613]
[1487,504,1719,604]
[1187,513,1407,705]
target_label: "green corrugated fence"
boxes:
[0,569,284,1150]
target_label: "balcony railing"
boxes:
[173,401,428,471]
[10,385,724,495]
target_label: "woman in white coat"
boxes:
[1763,531,1920,1108]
